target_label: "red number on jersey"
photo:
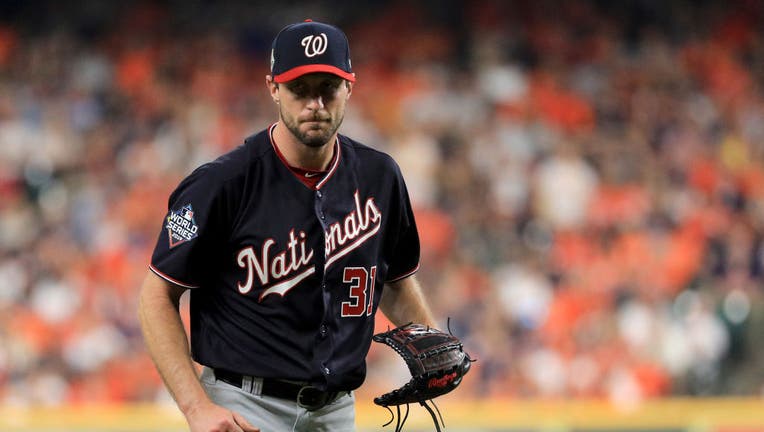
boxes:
[341,266,377,317]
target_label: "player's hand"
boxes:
[231,411,259,432]
[185,400,260,432]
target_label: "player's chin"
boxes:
[300,122,336,141]
[299,129,332,147]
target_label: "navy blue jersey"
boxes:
[150,124,420,391]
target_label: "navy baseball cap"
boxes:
[270,19,355,83]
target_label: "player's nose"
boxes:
[306,95,325,110]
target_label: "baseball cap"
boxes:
[270,19,355,83]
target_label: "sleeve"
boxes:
[385,162,421,282]
[149,165,229,288]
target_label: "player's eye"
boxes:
[322,80,340,91]
[320,80,341,97]
[287,78,341,100]
[288,84,308,98]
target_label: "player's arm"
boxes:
[138,271,258,432]
[379,274,437,328]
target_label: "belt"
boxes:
[213,369,342,411]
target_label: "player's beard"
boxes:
[281,109,344,148]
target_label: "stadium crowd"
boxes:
[0,0,763,407]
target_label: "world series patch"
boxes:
[166,204,199,248]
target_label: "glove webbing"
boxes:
[415,342,464,359]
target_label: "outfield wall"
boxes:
[1,398,763,432]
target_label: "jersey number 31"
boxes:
[341,266,376,317]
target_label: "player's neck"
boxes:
[272,122,336,171]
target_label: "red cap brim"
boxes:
[273,64,356,83]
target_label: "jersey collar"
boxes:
[268,123,341,190]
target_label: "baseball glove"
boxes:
[372,322,473,431]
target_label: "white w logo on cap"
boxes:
[301,33,328,58]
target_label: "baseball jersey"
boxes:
[149,124,420,391]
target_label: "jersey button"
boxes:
[316,191,323,199]
[323,366,331,375]
[319,324,328,338]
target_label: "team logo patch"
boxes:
[165,204,199,248]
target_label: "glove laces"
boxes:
[381,400,445,432]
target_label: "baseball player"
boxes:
[138,19,437,432]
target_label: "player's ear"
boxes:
[345,76,354,99]
[266,75,280,104]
